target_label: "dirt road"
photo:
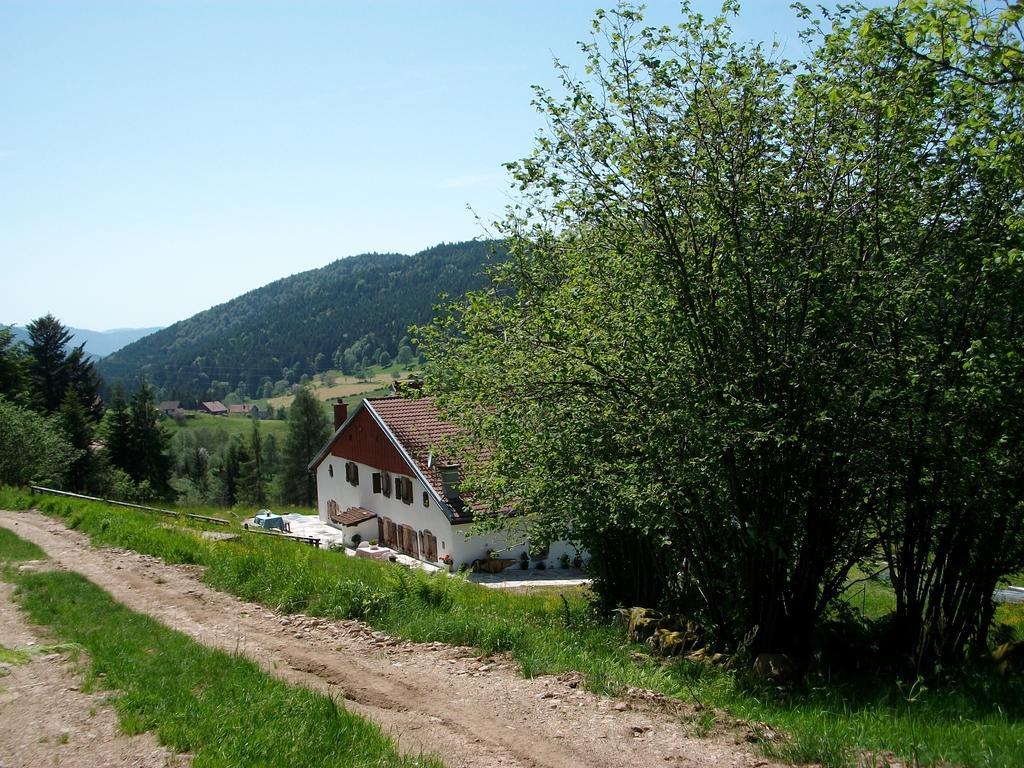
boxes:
[0,510,786,768]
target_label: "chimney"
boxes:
[333,399,348,431]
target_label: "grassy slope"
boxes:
[162,412,291,442]
[2,487,1022,768]
[0,522,443,768]
[163,364,417,439]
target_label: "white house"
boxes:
[308,396,576,570]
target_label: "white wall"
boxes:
[316,456,583,570]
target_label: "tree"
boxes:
[848,0,1024,671]
[0,326,27,402]
[104,381,170,496]
[58,389,99,492]
[0,398,76,488]
[421,2,1024,668]
[26,314,74,413]
[238,418,267,506]
[263,432,280,474]
[214,435,248,506]
[280,387,329,506]
[24,314,101,418]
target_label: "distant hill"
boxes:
[98,240,503,399]
[8,325,162,359]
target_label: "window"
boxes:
[344,461,359,486]
[422,530,438,561]
[423,491,429,508]
[328,464,334,478]
[396,476,412,504]
[372,472,381,494]
[382,472,392,498]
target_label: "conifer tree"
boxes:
[280,387,328,506]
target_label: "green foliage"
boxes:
[103,382,171,496]
[0,398,77,488]
[0,326,27,403]
[280,387,329,507]
[419,1,1024,672]
[25,314,100,419]
[98,241,503,399]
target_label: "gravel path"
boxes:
[0,576,186,768]
[0,510,787,768]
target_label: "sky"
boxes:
[2,1,814,331]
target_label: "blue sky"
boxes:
[2,1,813,331]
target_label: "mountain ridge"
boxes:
[6,325,163,359]
[98,240,502,399]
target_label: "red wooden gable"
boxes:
[330,406,410,475]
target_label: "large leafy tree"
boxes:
[280,388,329,507]
[849,0,1024,671]
[421,1,1024,668]
[0,398,76,488]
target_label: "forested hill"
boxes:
[98,240,502,400]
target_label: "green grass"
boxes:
[4,488,1024,767]
[0,535,442,767]
[162,412,291,441]
[0,524,46,563]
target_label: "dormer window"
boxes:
[439,465,461,501]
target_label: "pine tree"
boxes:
[59,389,97,492]
[238,419,267,506]
[26,314,73,413]
[24,315,101,417]
[280,387,328,506]
[104,381,170,495]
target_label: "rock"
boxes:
[200,531,239,542]
[613,701,630,712]
[992,641,1024,675]
[751,653,800,683]
[626,607,664,643]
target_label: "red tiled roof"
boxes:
[335,506,377,526]
[366,397,473,521]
